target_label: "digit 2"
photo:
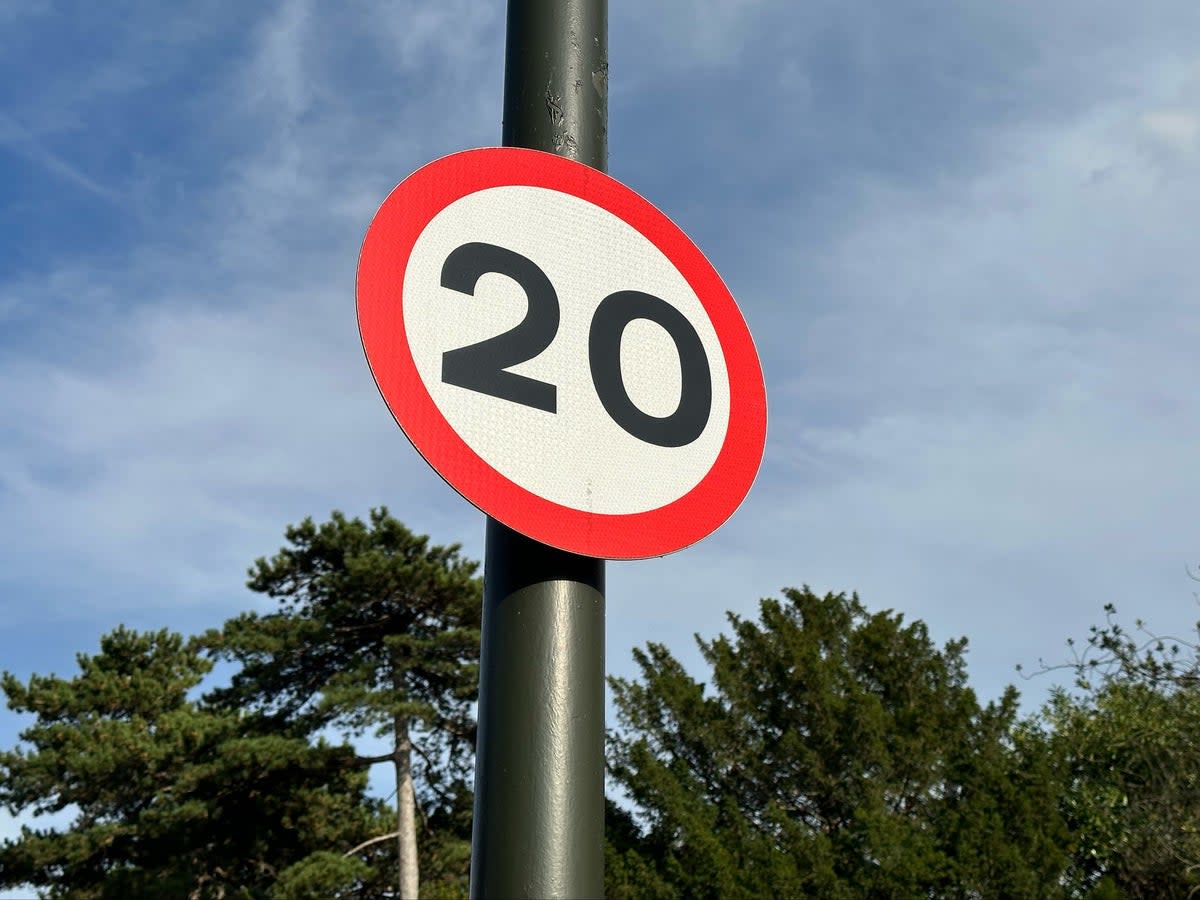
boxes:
[440,242,559,413]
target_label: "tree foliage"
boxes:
[202,508,482,897]
[1032,602,1200,898]
[14,512,1200,899]
[0,628,380,898]
[607,587,1069,898]
[0,509,481,898]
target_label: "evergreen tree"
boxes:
[606,587,1070,898]
[203,508,481,899]
[0,627,379,898]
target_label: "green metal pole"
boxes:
[500,0,608,164]
[469,1,608,898]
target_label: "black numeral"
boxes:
[440,242,558,413]
[588,291,711,447]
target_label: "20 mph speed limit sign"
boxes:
[357,148,766,559]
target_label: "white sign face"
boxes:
[403,185,731,516]
[357,148,766,559]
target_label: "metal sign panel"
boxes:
[357,147,766,558]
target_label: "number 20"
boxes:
[439,241,712,448]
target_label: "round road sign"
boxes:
[357,147,766,559]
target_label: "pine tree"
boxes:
[203,508,482,899]
[0,627,379,898]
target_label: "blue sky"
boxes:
[3,0,1200,875]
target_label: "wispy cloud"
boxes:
[0,112,122,202]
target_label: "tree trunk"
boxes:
[394,712,419,899]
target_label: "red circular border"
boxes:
[356,148,766,559]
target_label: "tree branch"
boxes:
[343,830,402,859]
[353,752,395,768]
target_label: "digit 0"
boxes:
[588,290,711,447]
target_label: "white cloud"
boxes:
[0,271,481,619]
[0,3,504,622]
[241,0,316,122]
[617,0,783,68]
[715,49,1200,704]
[1140,109,1200,153]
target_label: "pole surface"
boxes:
[470,1,608,898]
[501,0,608,166]
[471,523,605,898]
